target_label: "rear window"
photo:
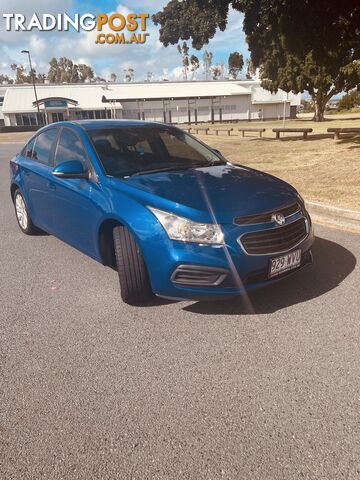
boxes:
[88,126,223,178]
[22,137,36,159]
[32,129,58,165]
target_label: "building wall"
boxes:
[0,87,6,126]
[5,113,15,126]
[120,96,252,123]
[246,83,301,106]
[251,102,291,120]
[1,80,300,126]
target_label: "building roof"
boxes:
[2,81,251,114]
[2,84,107,113]
[1,80,302,113]
[101,81,250,102]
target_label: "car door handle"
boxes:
[48,182,56,190]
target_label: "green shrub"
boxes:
[338,90,360,110]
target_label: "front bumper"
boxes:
[143,211,315,301]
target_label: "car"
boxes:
[10,120,314,305]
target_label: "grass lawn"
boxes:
[188,112,360,210]
[1,112,359,210]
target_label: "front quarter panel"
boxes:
[10,153,33,213]
[99,180,171,280]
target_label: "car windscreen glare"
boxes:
[88,126,225,178]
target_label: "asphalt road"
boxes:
[1,143,360,480]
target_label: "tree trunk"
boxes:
[312,101,326,121]
[312,91,330,122]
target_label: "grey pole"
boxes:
[21,50,42,125]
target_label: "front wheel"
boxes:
[113,226,154,305]
[14,190,39,235]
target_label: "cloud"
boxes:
[0,0,73,68]
[0,1,248,81]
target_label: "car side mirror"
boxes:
[52,160,89,179]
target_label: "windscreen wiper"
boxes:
[126,164,203,178]
[204,157,226,167]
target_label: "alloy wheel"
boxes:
[15,194,28,230]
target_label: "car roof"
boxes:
[24,119,176,145]
[52,119,167,131]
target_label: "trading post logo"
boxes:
[2,13,150,45]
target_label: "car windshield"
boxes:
[88,126,225,178]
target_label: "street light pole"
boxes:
[283,91,288,129]
[21,49,42,125]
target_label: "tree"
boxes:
[177,41,190,80]
[47,58,60,83]
[47,57,93,83]
[338,90,360,110]
[10,64,45,84]
[190,55,200,79]
[153,1,360,121]
[0,74,13,84]
[110,72,117,83]
[245,58,256,80]
[78,63,94,82]
[56,61,77,83]
[54,57,80,83]
[11,64,27,84]
[203,50,213,80]
[124,68,135,82]
[210,64,223,80]
[228,52,244,79]
[301,99,314,113]
[37,73,46,83]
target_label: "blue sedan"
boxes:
[10,120,314,304]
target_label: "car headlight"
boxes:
[148,207,224,245]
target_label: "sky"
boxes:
[0,0,249,82]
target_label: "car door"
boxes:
[49,127,104,257]
[20,128,59,232]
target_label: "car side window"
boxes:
[55,129,87,167]
[23,137,36,159]
[32,129,58,165]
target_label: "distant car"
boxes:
[10,120,314,304]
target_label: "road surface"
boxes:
[1,144,359,479]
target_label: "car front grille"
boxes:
[234,202,300,225]
[240,217,307,255]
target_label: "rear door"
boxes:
[49,127,104,257]
[21,128,59,232]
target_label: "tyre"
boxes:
[113,225,154,305]
[13,189,39,235]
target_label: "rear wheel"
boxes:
[113,226,154,305]
[14,190,39,235]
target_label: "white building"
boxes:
[0,86,7,125]
[1,80,301,127]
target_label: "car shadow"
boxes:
[182,236,356,315]
[33,229,50,236]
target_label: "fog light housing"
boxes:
[171,265,229,286]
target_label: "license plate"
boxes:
[269,249,301,278]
